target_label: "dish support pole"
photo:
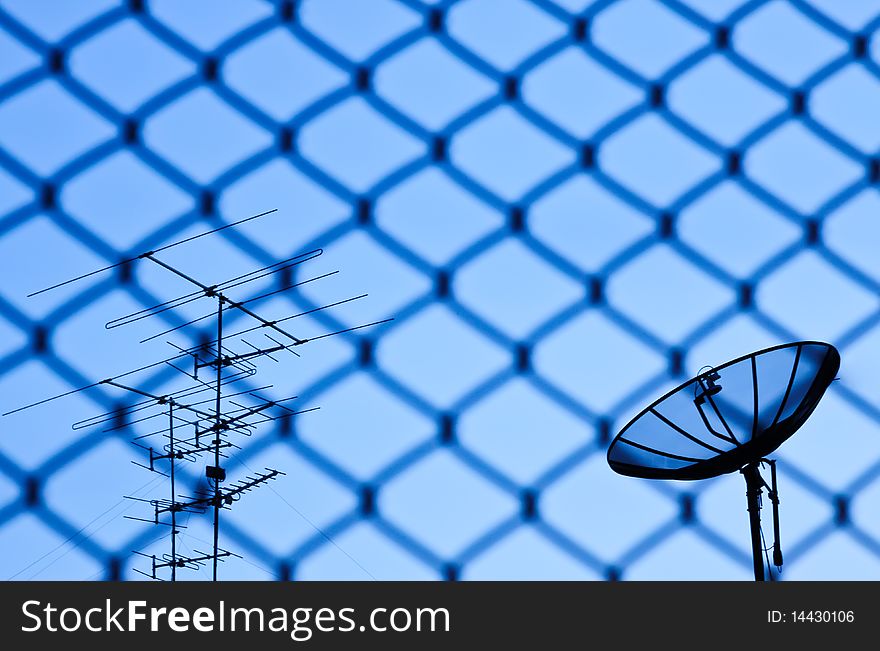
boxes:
[742,461,766,582]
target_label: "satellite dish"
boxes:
[607,341,840,581]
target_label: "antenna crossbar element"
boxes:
[205,294,370,343]
[132,438,237,470]
[192,341,294,371]
[26,208,279,298]
[102,380,218,424]
[173,468,284,512]
[2,313,393,419]
[136,270,341,345]
[79,380,272,433]
[153,549,239,572]
[3,345,230,417]
[105,249,323,331]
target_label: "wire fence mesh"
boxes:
[2,0,880,580]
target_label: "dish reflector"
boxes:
[607,341,839,481]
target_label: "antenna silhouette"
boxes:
[607,342,839,581]
[6,209,391,581]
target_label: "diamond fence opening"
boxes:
[2,0,880,581]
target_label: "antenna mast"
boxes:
[6,209,391,580]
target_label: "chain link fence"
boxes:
[2,0,880,580]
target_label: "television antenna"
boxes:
[607,341,839,581]
[5,208,391,581]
